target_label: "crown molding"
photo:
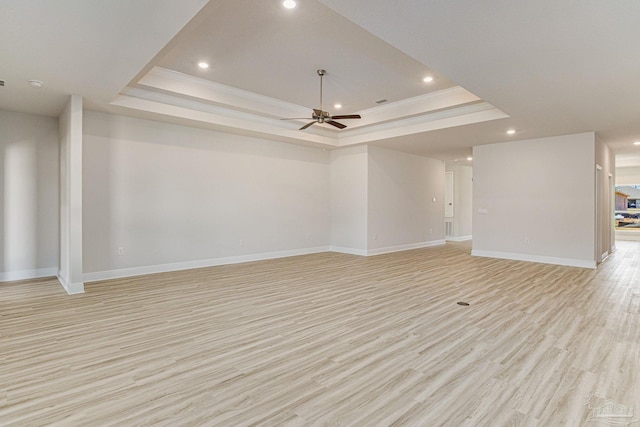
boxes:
[352,86,482,127]
[111,94,339,148]
[337,104,508,146]
[139,67,310,119]
[114,67,509,151]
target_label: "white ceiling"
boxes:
[155,0,456,114]
[0,0,207,115]
[2,0,640,165]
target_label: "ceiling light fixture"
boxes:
[467,157,473,161]
[506,129,516,135]
[423,76,434,83]
[29,80,43,88]
[198,62,209,69]
[334,103,342,109]
[634,141,640,146]
[283,0,296,9]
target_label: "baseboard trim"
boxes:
[83,246,331,282]
[85,241,452,283]
[446,235,472,242]
[330,246,368,256]
[0,267,57,282]
[57,274,85,294]
[471,249,596,269]
[366,239,446,256]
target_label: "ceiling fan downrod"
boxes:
[317,69,325,122]
[279,68,361,130]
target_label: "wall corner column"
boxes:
[58,95,84,294]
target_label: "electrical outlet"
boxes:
[117,247,124,256]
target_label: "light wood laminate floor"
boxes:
[1,241,639,426]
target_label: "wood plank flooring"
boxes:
[1,241,639,426]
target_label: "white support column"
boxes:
[58,95,84,294]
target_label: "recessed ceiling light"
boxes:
[423,76,434,83]
[506,129,516,135]
[283,0,296,9]
[634,141,640,146]
[467,156,473,161]
[29,79,43,88]
[198,62,209,69]
[334,103,342,109]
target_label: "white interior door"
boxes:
[609,174,615,250]
[596,165,602,263]
[445,171,454,218]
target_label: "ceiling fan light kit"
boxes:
[282,69,361,130]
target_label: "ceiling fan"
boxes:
[282,69,361,130]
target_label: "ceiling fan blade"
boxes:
[326,120,347,129]
[299,121,316,130]
[331,114,361,120]
[281,118,313,120]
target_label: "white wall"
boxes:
[472,132,597,268]
[368,146,444,253]
[329,145,369,254]
[2,108,616,285]
[0,110,59,281]
[616,166,640,185]
[445,163,473,239]
[83,111,331,280]
[0,109,450,283]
